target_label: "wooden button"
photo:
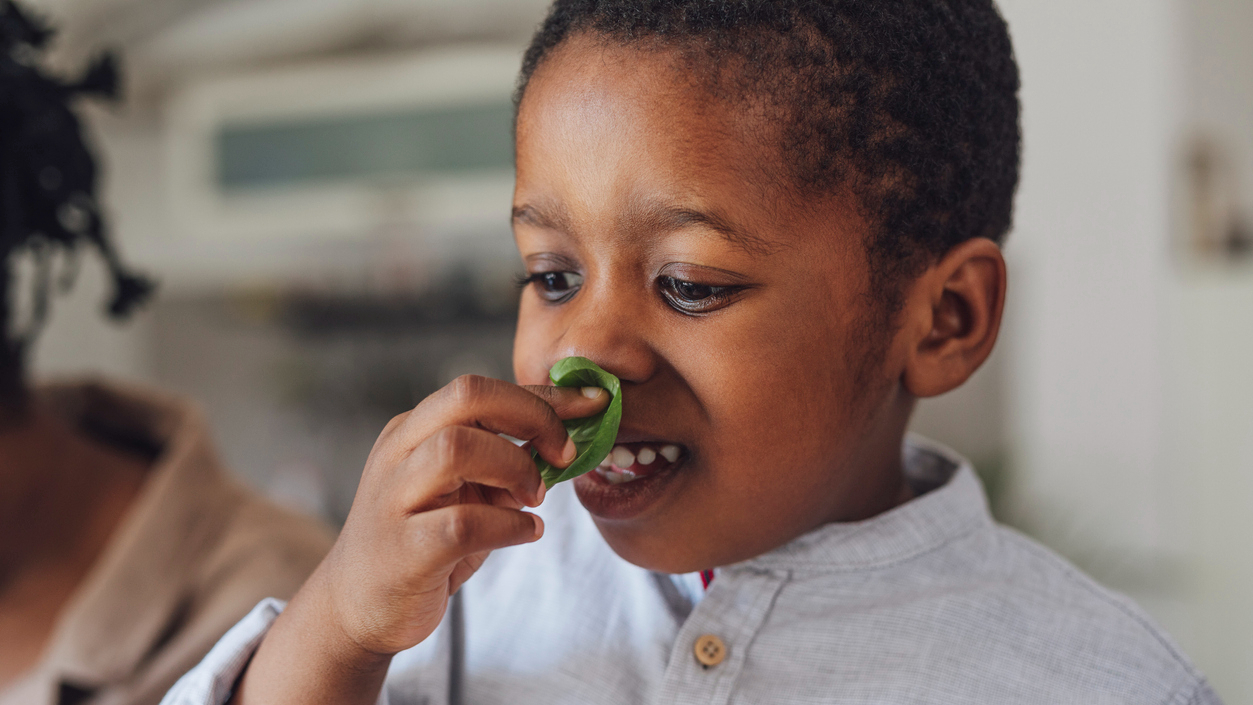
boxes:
[693,634,727,667]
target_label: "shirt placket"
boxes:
[655,567,787,705]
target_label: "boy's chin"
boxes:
[588,521,711,575]
[573,464,706,574]
[571,468,691,573]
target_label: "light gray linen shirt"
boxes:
[162,437,1221,705]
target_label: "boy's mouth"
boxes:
[573,437,688,521]
[591,441,685,484]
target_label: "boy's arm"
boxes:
[229,577,390,705]
[211,377,606,705]
[157,598,388,705]
[158,599,283,705]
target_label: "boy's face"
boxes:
[512,36,914,573]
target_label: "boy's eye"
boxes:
[658,275,739,314]
[524,271,583,303]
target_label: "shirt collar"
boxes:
[34,379,243,689]
[735,435,993,575]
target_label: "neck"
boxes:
[0,405,148,686]
[831,387,918,524]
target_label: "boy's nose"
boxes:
[551,295,658,385]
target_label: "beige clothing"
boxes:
[0,380,333,705]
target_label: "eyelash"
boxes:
[518,271,583,304]
[519,270,744,314]
[656,276,741,314]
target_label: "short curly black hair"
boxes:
[515,0,1020,309]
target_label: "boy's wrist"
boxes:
[291,566,396,671]
[315,576,396,671]
[235,568,392,705]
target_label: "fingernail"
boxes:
[562,434,577,463]
[532,514,545,540]
[535,480,547,505]
[581,386,602,399]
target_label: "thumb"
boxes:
[523,384,610,420]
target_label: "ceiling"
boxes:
[26,0,548,101]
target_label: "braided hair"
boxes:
[0,0,153,410]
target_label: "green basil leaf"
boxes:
[532,356,622,488]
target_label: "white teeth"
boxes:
[595,466,639,484]
[659,444,681,463]
[596,443,681,479]
[610,446,635,468]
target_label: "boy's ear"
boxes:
[900,238,1006,398]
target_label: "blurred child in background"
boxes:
[0,3,332,703]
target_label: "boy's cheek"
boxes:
[511,348,549,387]
[512,300,553,386]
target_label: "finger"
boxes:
[449,550,491,594]
[479,484,525,511]
[390,375,578,470]
[400,426,545,509]
[409,503,543,569]
[521,384,611,421]
[359,411,416,481]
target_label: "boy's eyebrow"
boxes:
[512,203,571,232]
[512,201,774,255]
[640,205,773,255]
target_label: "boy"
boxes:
[165,1,1221,703]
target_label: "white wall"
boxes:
[997,0,1253,701]
[1168,0,1253,697]
[1162,279,1253,701]
[996,0,1177,565]
[1183,0,1253,210]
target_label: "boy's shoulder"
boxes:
[959,522,1215,703]
[741,437,1220,704]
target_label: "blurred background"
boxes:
[19,0,1253,700]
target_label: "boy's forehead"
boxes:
[515,36,854,255]
[517,39,720,157]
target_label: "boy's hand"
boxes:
[232,376,609,705]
